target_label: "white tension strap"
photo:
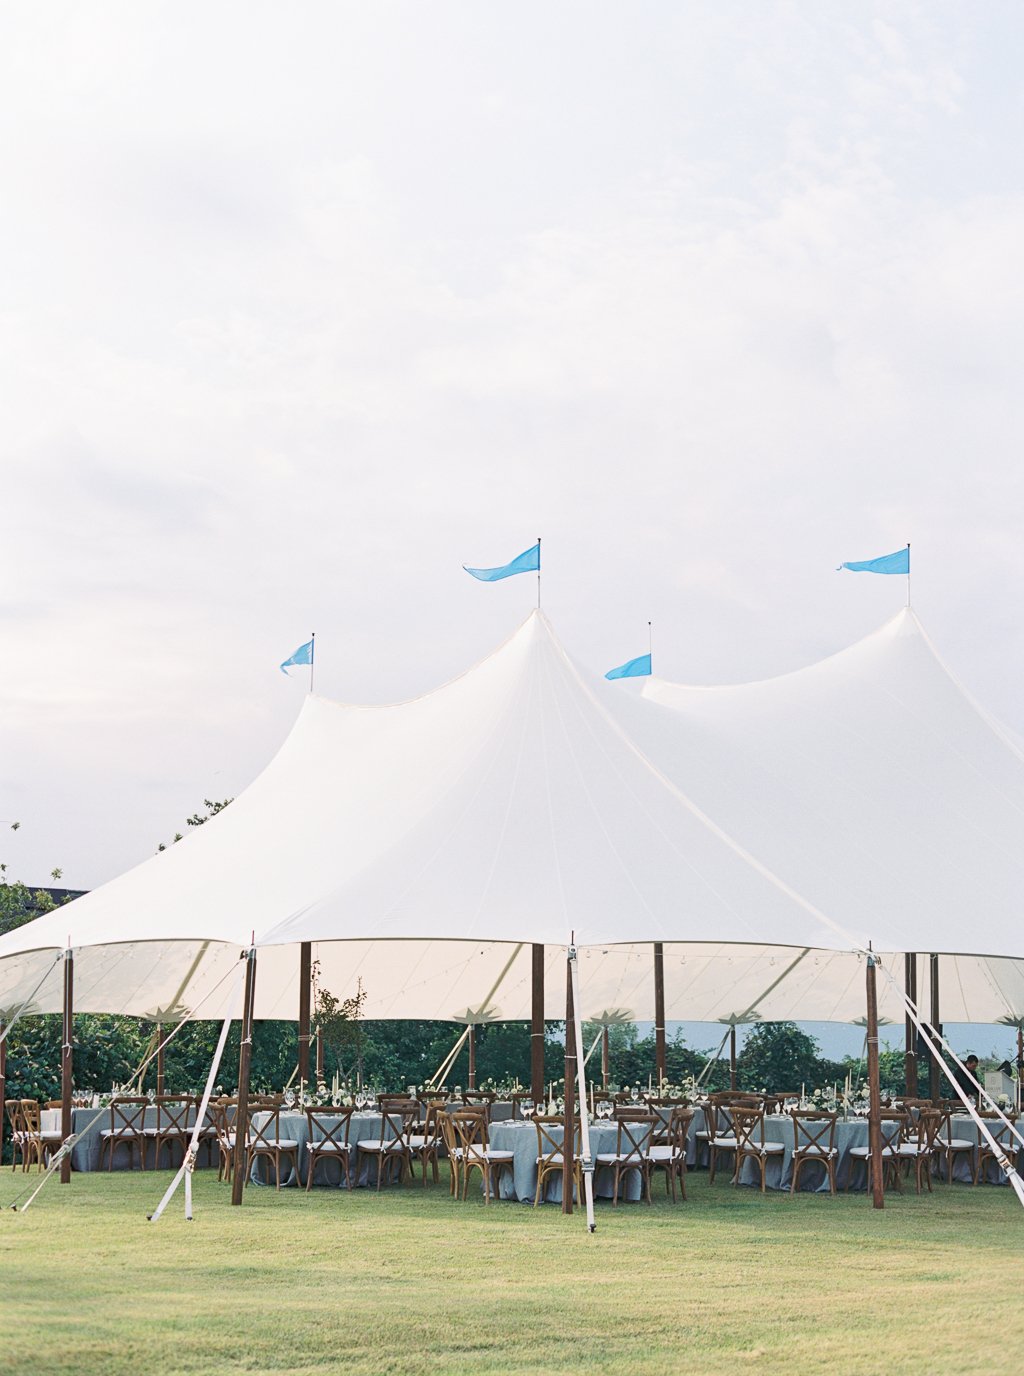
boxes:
[877,962,1024,1210]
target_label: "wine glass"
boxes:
[284,1088,295,1111]
[521,1097,534,1120]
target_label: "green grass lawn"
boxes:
[1,1165,1021,1376]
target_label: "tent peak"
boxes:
[299,609,548,714]
[641,607,924,698]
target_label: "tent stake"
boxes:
[230,946,257,1206]
[531,945,545,1103]
[865,950,884,1210]
[60,947,74,1185]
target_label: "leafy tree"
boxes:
[737,1021,824,1092]
[1,821,68,936]
[311,965,367,1084]
[157,798,233,852]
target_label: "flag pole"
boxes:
[537,537,541,610]
[906,544,911,609]
[309,632,315,693]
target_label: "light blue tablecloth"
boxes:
[41,1106,206,1172]
[733,1116,902,1191]
[250,1110,419,1188]
[489,1120,653,1204]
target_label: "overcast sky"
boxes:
[2,3,1023,904]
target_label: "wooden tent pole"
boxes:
[562,953,576,1214]
[60,948,74,1185]
[530,944,545,1103]
[467,1024,476,1090]
[653,942,666,1085]
[904,953,918,1097]
[156,1023,165,1098]
[729,1025,738,1091]
[865,950,884,1210]
[315,1023,324,1082]
[230,947,257,1206]
[298,942,311,1082]
[601,1024,609,1090]
[929,953,941,1103]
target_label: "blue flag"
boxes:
[280,639,313,675]
[464,542,540,582]
[605,653,652,681]
[838,547,909,575]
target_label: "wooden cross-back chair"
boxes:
[356,1105,418,1191]
[16,1100,62,1172]
[209,1100,239,1182]
[845,1110,908,1193]
[151,1095,193,1170]
[932,1108,977,1185]
[595,1113,656,1206]
[649,1105,694,1202]
[702,1102,739,1185]
[438,1109,462,1197]
[533,1115,581,1207]
[449,1110,514,1203]
[304,1105,353,1190]
[99,1097,148,1171]
[975,1117,1019,1186]
[896,1108,943,1194]
[730,1107,784,1193]
[408,1102,445,1186]
[5,1100,26,1171]
[789,1111,838,1195]
[245,1107,299,1190]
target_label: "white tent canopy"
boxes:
[629,608,1024,961]
[1,608,1023,1027]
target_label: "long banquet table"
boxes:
[731,1115,901,1192]
[41,1104,1024,1193]
[248,1103,515,1188]
[39,1106,208,1172]
[489,1120,648,1203]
